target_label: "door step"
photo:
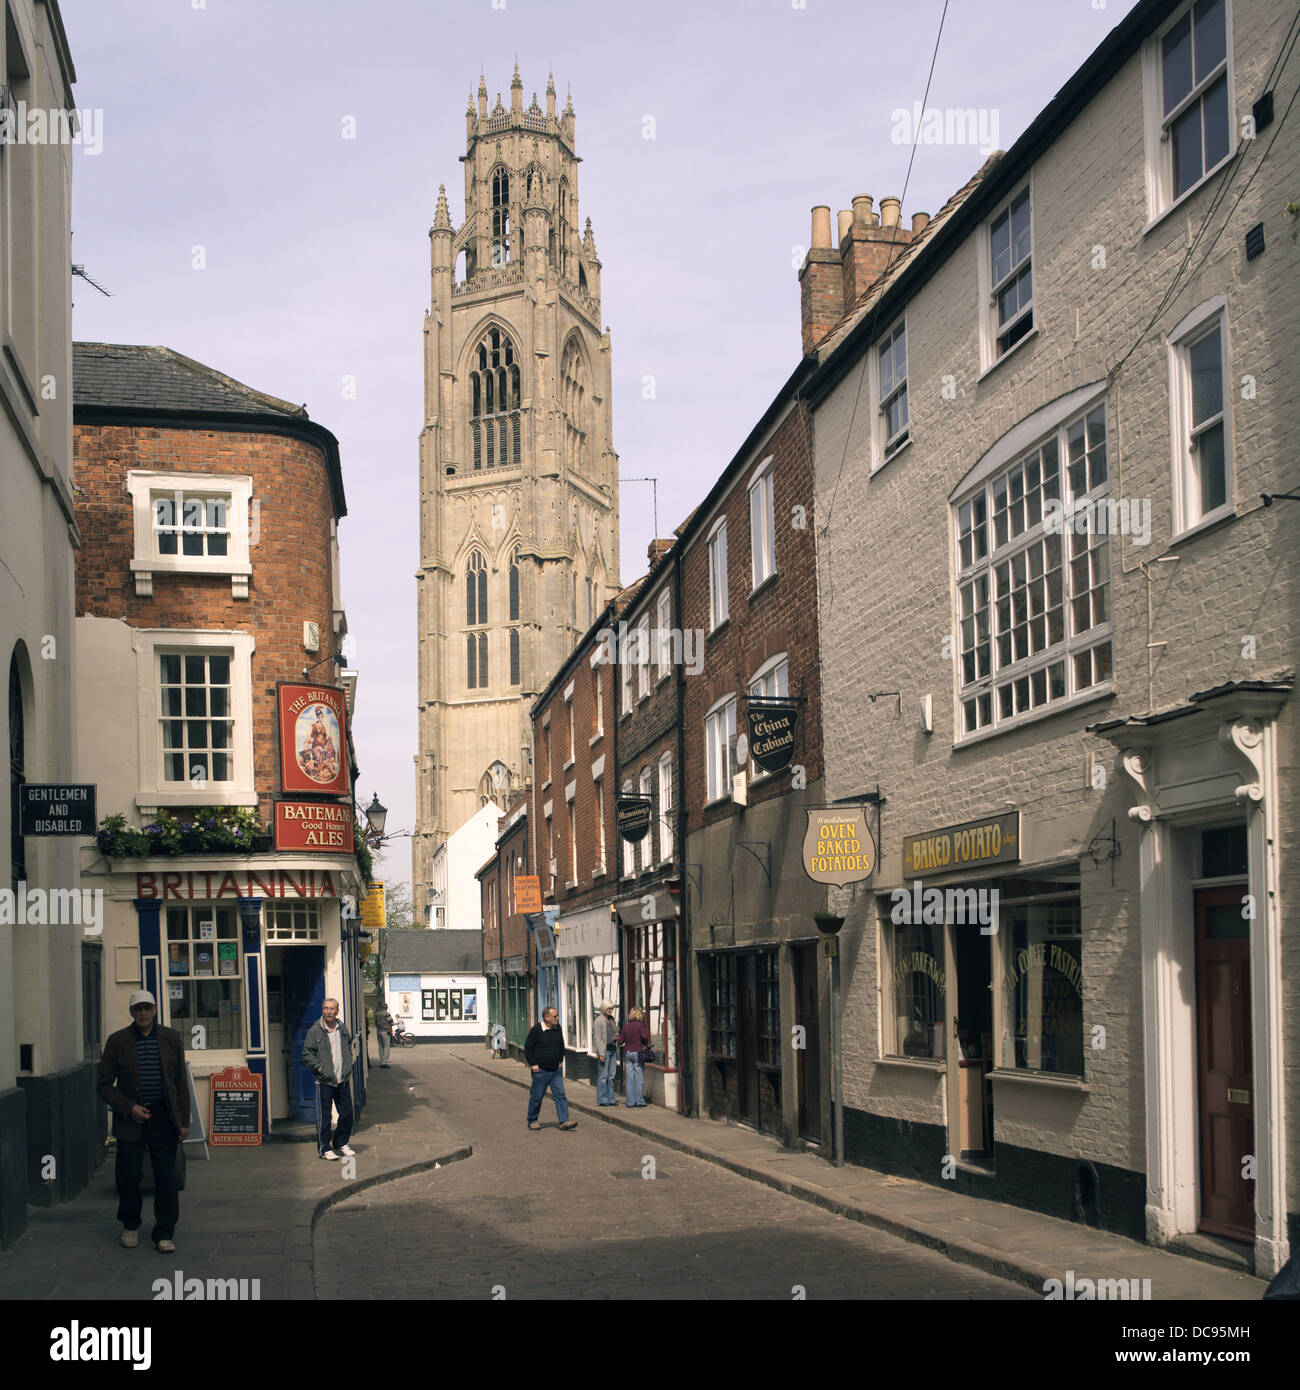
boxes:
[1168,1231,1254,1275]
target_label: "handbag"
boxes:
[641,1047,656,1064]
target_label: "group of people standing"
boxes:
[523,1000,652,1130]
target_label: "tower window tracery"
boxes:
[491,166,510,266]
[561,338,588,472]
[466,549,488,626]
[470,328,522,469]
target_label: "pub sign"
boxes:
[277,683,350,796]
[616,795,652,844]
[746,702,799,774]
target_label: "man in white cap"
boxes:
[97,990,190,1252]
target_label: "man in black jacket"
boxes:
[523,1007,577,1131]
[97,990,190,1252]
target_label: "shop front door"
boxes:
[794,943,822,1142]
[947,924,993,1166]
[1195,887,1254,1241]
[282,945,325,1123]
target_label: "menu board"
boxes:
[207,1065,263,1146]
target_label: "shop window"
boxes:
[165,905,242,1049]
[627,921,676,1068]
[264,902,322,941]
[998,877,1083,1076]
[886,914,947,1059]
[563,959,588,1049]
[757,951,781,1067]
[709,954,737,1058]
[422,987,475,1021]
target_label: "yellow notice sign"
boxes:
[802,808,875,886]
[359,882,386,930]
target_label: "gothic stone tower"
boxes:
[413,68,620,924]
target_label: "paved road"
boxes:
[316,1049,1033,1300]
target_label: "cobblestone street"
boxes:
[315,1049,1034,1300]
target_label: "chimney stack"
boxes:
[799,205,844,353]
[880,196,901,229]
[837,209,854,243]
[912,211,931,234]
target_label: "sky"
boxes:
[61,0,1143,890]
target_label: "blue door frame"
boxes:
[282,946,325,1123]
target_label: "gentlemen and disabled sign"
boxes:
[19,784,96,835]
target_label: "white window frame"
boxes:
[593,778,606,875]
[1168,296,1233,537]
[1141,0,1236,226]
[748,457,776,590]
[658,752,673,864]
[126,472,254,598]
[132,629,256,808]
[951,393,1114,742]
[567,793,577,888]
[636,614,651,700]
[704,693,737,805]
[621,777,635,877]
[872,320,909,468]
[637,766,654,871]
[565,695,575,768]
[655,588,672,681]
[977,180,1035,374]
[590,662,604,739]
[707,517,729,630]
[620,630,634,717]
[747,653,790,783]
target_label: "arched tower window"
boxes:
[558,179,570,280]
[9,651,27,891]
[469,327,522,470]
[561,338,588,472]
[465,550,487,626]
[508,546,520,622]
[479,761,512,811]
[509,629,520,687]
[491,166,510,266]
[466,631,488,690]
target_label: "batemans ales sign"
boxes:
[802,808,876,885]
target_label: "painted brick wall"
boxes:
[812,0,1299,1190]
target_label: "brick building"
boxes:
[72,343,371,1136]
[479,789,533,1058]
[675,380,831,1143]
[807,0,1297,1274]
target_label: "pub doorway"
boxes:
[946,924,993,1167]
[1194,885,1255,1241]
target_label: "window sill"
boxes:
[748,571,779,603]
[562,759,575,773]
[1142,148,1238,238]
[989,1067,1089,1093]
[592,867,607,880]
[1170,504,1236,547]
[952,682,1114,750]
[876,1055,945,1072]
[706,618,730,643]
[870,435,912,477]
[656,671,672,688]
[977,325,1038,384]
[542,780,551,792]
[588,731,604,746]
[636,691,651,706]
[564,880,578,891]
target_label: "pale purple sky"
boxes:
[62,0,1142,889]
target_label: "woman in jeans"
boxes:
[619,1006,651,1107]
[593,1001,618,1105]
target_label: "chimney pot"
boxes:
[837,209,853,243]
[880,197,901,229]
[852,194,874,226]
[811,205,832,250]
[912,211,931,234]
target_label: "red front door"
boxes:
[1194,887,1254,1240]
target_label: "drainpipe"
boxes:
[672,542,691,1117]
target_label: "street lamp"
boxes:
[364,793,388,841]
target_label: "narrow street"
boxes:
[315,1048,1033,1300]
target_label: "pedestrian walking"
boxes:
[619,1006,651,1107]
[96,990,190,1253]
[524,1006,577,1130]
[302,998,357,1159]
[592,1000,619,1105]
[374,999,393,1067]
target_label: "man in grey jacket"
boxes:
[592,1000,619,1106]
[301,998,356,1160]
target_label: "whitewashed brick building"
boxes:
[807,0,1296,1276]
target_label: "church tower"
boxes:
[413,68,620,925]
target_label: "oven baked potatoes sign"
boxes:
[802,808,876,885]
